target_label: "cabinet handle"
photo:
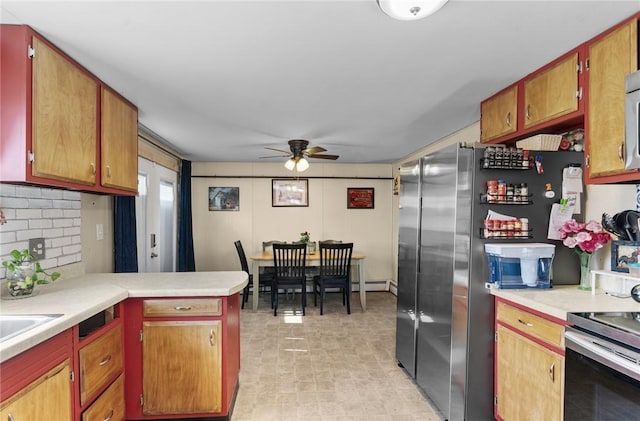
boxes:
[505,112,512,127]
[210,329,216,346]
[103,409,114,421]
[618,143,625,163]
[549,362,555,383]
[525,104,531,120]
[106,165,112,179]
[174,306,192,311]
[99,355,112,366]
[517,318,533,327]
[8,415,16,421]
[90,163,96,175]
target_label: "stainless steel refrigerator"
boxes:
[396,143,584,420]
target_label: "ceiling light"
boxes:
[296,158,309,172]
[377,0,448,21]
[284,157,309,172]
[285,158,296,171]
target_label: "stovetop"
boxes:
[568,312,640,350]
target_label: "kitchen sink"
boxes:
[0,314,62,343]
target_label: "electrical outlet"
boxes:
[29,237,46,259]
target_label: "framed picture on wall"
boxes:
[272,179,309,207]
[611,240,640,273]
[347,187,374,209]
[209,187,239,211]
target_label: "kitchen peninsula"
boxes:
[0,271,248,421]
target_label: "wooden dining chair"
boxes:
[234,240,274,309]
[272,243,307,316]
[313,242,353,315]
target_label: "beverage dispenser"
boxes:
[485,243,555,289]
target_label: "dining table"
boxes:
[249,251,367,312]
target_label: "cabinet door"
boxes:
[587,20,637,178]
[480,85,518,143]
[31,37,98,185]
[101,87,138,191]
[0,360,71,421]
[524,52,579,129]
[496,325,564,421]
[142,320,222,415]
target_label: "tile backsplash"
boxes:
[0,184,82,277]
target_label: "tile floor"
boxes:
[232,291,441,421]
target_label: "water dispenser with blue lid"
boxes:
[485,243,555,289]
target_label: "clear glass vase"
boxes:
[578,252,592,291]
[6,263,36,297]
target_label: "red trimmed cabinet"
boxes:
[0,24,138,195]
[122,295,240,420]
[0,330,74,420]
[494,299,567,421]
[481,12,640,184]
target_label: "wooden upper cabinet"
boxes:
[32,37,98,185]
[0,25,138,195]
[587,18,638,181]
[101,87,138,192]
[523,52,579,129]
[480,85,518,143]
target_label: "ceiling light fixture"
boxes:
[284,156,309,172]
[377,0,448,21]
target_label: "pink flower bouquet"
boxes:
[558,219,612,253]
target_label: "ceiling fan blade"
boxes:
[265,147,292,154]
[259,154,291,159]
[308,154,339,160]
[304,146,327,155]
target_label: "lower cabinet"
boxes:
[494,300,566,421]
[142,320,221,415]
[0,360,72,421]
[123,295,240,420]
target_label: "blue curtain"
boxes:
[114,195,138,273]
[177,160,196,271]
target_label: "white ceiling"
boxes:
[2,1,639,164]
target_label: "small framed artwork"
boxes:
[209,187,239,211]
[272,179,309,207]
[610,240,640,273]
[347,187,374,209]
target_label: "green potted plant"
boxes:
[2,249,60,298]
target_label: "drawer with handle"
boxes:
[82,373,124,421]
[496,301,564,349]
[143,298,222,317]
[79,324,123,405]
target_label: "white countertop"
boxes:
[0,271,248,363]
[491,285,640,320]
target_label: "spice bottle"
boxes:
[497,180,506,202]
[520,218,529,237]
[487,180,498,203]
[506,184,514,202]
[520,183,529,202]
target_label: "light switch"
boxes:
[96,223,104,241]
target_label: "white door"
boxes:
[136,157,177,272]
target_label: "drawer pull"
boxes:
[103,409,114,421]
[210,329,216,346]
[549,362,555,383]
[174,306,192,311]
[517,319,533,327]
[99,355,112,366]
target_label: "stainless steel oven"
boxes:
[565,312,640,421]
[625,69,640,170]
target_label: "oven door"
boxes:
[564,327,640,420]
[625,70,640,170]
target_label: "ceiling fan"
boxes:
[261,139,339,171]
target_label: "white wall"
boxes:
[191,162,394,284]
